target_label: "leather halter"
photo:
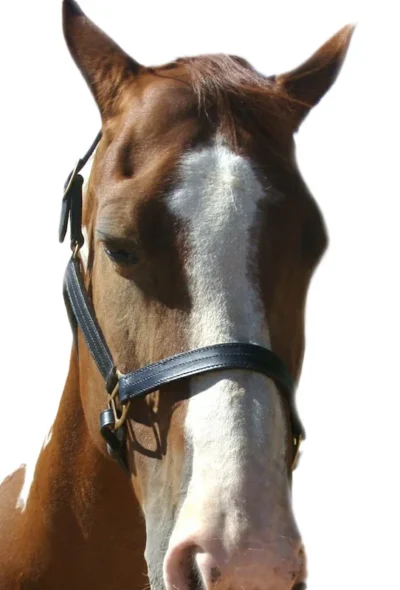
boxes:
[60,133,305,473]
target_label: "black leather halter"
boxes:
[60,133,305,472]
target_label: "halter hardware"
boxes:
[60,133,305,473]
[109,372,131,430]
[99,374,131,472]
[72,243,81,259]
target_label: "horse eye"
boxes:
[105,246,139,265]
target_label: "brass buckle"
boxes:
[72,242,81,259]
[292,434,303,470]
[109,372,131,430]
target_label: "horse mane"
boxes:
[153,54,293,144]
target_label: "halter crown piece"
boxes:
[60,133,305,473]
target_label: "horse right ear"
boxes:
[62,0,141,118]
[275,25,355,131]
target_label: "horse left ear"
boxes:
[276,25,355,131]
[62,0,141,118]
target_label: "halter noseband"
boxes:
[60,133,305,473]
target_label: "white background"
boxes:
[0,1,399,588]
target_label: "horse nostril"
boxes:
[164,541,204,590]
[188,556,204,590]
[165,535,305,589]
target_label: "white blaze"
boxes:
[168,141,291,549]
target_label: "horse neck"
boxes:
[12,348,147,587]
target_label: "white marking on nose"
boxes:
[167,139,293,549]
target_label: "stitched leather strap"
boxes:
[119,343,304,438]
[119,343,293,400]
[59,131,102,248]
[64,257,116,389]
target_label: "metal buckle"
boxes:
[292,434,303,470]
[109,371,131,430]
[72,242,81,259]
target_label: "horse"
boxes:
[0,1,353,588]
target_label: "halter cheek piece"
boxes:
[60,133,305,473]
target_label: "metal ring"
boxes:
[109,371,131,430]
[72,243,81,259]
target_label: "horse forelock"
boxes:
[148,53,294,151]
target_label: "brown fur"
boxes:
[0,352,147,589]
[0,1,353,588]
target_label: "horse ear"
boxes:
[275,25,355,131]
[62,0,141,118]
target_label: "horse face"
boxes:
[63,2,352,588]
